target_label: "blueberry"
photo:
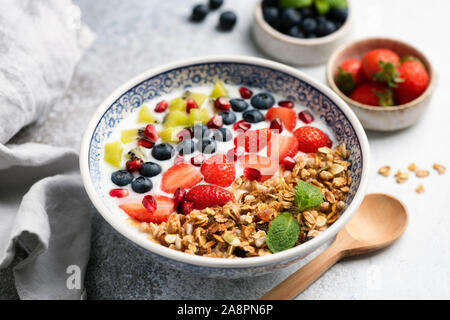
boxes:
[287,26,305,38]
[263,6,279,26]
[193,123,208,140]
[327,7,348,23]
[230,98,249,112]
[251,92,275,110]
[131,176,153,193]
[317,19,336,37]
[262,0,279,6]
[191,4,208,22]
[281,8,302,28]
[152,143,174,160]
[217,127,233,142]
[176,139,195,155]
[316,16,328,23]
[219,11,237,30]
[306,33,317,39]
[300,6,315,18]
[242,109,265,123]
[111,170,134,186]
[197,138,216,154]
[219,111,237,125]
[139,162,162,177]
[301,18,318,34]
[209,0,223,10]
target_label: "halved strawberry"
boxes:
[267,134,299,163]
[265,107,297,132]
[186,184,234,210]
[119,195,175,223]
[161,163,203,193]
[239,154,278,182]
[200,154,236,187]
[293,126,332,153]
[234,128,271,153]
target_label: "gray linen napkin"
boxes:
[0,0,94,299]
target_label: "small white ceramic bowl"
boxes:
[80,56,369,279]
[327,37,436,131]
[252,0,353,66]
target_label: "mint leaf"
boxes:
[294,180,324,211]
[266,213,300,253]
[315,0,331,15]
[280,0,313,8]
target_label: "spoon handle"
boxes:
[260,241,344,300]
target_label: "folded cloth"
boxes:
[0,0,94,299]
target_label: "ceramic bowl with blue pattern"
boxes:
[80,56,370,279]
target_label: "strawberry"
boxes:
[394,57,429,105]
[336,58,365,93]
[200,154,236,187]
[293,126,332,153]
[267,134,299,163]
[186,185,234,210]
[161,163,203,193]
[239,154,278,182]
[349,82,394,106]
[234,128,271,153]
[362,49,402,87]
[265,107,297,132]
[119,195,175,223]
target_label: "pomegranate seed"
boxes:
[226,146,245,162]
[239,87,253,99]
[154,100,168,113]
[214,97,231,111]
[186,98,198,114]
[109,188,129,198]
[144,124,160,142]
[173,187,187,207]
[174,154,185,164]
[278,100,294,109]
[137,138,154,149]
[190,154,205,167]
[244,167,262,181]
[282,157,296,171]
[182,201,194,215]
[177,128,193,141]
[126,158,143,172]
[269,118,283,133]
[142,195,157,213]
[233,120,252,132]
[207,114,223,129]
[298,110,314,124]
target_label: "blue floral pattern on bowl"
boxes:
[86,61,363,278]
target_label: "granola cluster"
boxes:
[130,144,352,258]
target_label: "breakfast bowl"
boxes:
[80,56,369,278]
[252,0,353,66]
[327,37,436,131]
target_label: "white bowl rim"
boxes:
[80,55,370,269]
[253,0,353,46]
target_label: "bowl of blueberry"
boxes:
[253,0,352,66]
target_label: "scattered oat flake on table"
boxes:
[395,170,409,183]
[415,184,425,194]
[408,163,417,172]
[378,166,391,177]
[433,163,446,175]
[415,168,430,178]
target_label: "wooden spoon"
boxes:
[260,193,408,300]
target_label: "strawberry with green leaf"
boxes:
[336,58,365,93]
[394,56,430,105]
[362,49,403,88]
[349,82,394,107]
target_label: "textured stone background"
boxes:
[1,0,450,299]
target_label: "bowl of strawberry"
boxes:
[327,37,436,131]
[80,56,369,278]
[253,0,352,66]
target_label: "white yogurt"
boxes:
[101,84,336,209]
